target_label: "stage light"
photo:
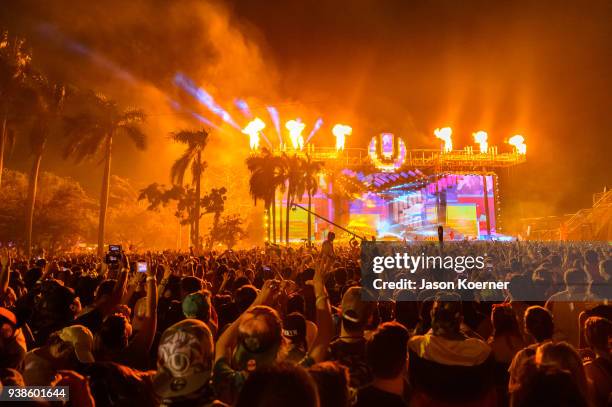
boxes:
[473,131,488,153]
[242,117,266,150]
[174,73,240,130]
[434,127,453,152]
[234,98,252,118]
[306,118,324,144]
[332,124,352,151]
[508,135,526,154]
[286,119,306,150]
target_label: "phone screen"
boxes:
[137,261,148,273]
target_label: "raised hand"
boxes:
[0,248,10,270]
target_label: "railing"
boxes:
[271,147,526,169]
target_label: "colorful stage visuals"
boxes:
[277,173,496,242]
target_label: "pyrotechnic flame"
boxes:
[434,127,453,152]
[332,124,352,151]
[286,119,306,150]
[508,135,526,154]
[473,130,488,153]
[242,117,266,150]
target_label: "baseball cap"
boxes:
[283,312,307,346]
[181,291,211,322]
[153,319,214,399]
[340,286,374,326]
[233,306,282,372]
[57,325,95,363]
[0,307,17,326]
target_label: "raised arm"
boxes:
[215,279,278,363]
[0,249,11,297]
[126,261,158,355]
[307,257,334,363]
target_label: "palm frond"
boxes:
[120,108,145,124]
[170,147,196,185]
[170,129,210,149]
[121,124,147,150]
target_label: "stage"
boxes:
[264,132,525,242]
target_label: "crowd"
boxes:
[0,237,610,406]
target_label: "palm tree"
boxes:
[169,129,210,252]
[64,92,146,256]
[246,149,276,242]
[0,31,30,188]
[202,187,227,249]
[283,154,306,245]
[25,74,67,257]
[302,155,323,246]
[246,149,286,243]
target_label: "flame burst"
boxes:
[286,119,306,150]
[242,117,266,150]
[508,135,527,154]
[473,130,488,153]
[434,127,453,152]
[332,124,352,151]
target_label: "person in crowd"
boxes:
[0,239,608,406]
[546,268,601,346]
[22,324,94,385]
[153,319,223,406]
[510,365,590,407]
[321,231,336,260]
[182,290,217,335]
[536,341,591,402]
[309,361,351,407]
[356,321,409,407]
[508,305,555,389]
[582,316,612,406]
[329,285,375,388]
[235,363,319,407]
[0,307,27,370]
[283,312,309,363]
[488,303,526,405]
[214,258,333,404]
[408,292,496,405]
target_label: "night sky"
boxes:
[2,0,611,221]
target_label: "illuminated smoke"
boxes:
[508,134,527,154]
[173,72,240,130]
[234,98,252,118]
[242,117,266,150]
[286,119,306,150]
[266,106,282,146]
[305,117,324,144]
[332,124,352,151]
[473,130,488,153]
[434,127,453,152]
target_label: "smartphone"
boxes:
[109,244,122,253]
[137,261,148,273]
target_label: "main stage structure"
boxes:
[253,129,526,242]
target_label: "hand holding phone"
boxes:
[137,261,148,273]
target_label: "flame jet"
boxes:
[242,118,266,150]
[332,124,352,151]
[473,130,488,153]
[286,119,306,150]
[434,127,453,152]
[508,135,527,154]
